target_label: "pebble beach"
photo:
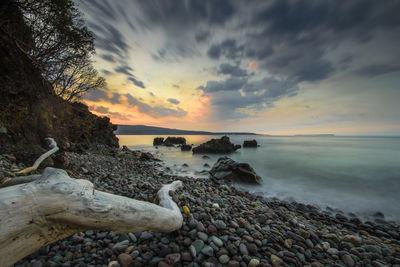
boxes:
[1,148,400,267]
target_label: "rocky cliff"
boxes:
[0,1,118,163]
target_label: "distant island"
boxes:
[115,125,258,135]
[293,134,335,137]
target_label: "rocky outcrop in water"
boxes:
[153,137,186,147]
[209,157,263,184]
[180,144,192,151]
[243,140,258,147]
[192,136,241,154]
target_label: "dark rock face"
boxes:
[210,157,262,184]
[153,137,164,146]
[243,140,258,147]
[163,137,186,146]
[192,136,241,154]
[180,144,192,151]
[0,3,119,164]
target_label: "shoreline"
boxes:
[2,148,399,266]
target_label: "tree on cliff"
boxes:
[16,0,105,101]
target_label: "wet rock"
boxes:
[270,254,283,266]
[181,144,192,151]
[342,235,362,246]
[117,253,132,267]
[164,137,186,146]
[248,258,260,267]
[209,157,263,184]
[165,253,181,265]
[153,137,164,146]
[342,254,355,267]
[243,140,257,147]
[192,136,241,154]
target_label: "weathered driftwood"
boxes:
[0,167,183,266]
[16,137,59,175]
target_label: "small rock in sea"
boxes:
[204,163,210,168]
[202,155,210,159]
[117,253,132,267]
[182,163,188,167]
[243,140,258,147]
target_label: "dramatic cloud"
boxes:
[128,77,146,89]
[167,98,180,105]
[125,94,187,118]
[207,39,244,60]
[217,63,248,77]
[79,0,400,132]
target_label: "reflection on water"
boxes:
[118,135,400,222]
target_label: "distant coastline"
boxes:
[115,124,258,135]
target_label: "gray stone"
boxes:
[239,243,248,256]
[201,245,214,257]
[214,220,226,230]
[197,232,209,242]
[218,255,230,264]
[192,239,205,254]
[209,236,223,247]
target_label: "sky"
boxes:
[77,0,400,135]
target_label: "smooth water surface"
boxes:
[118,135,400,221]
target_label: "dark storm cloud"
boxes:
[202,77,248,93]
[207,39,244,60]
[100,54,115,63]
[354,64,400,77]
[128,77,146,89]
[245,0,400,82]
[84,90,121,104]
[195,31,210,43]
[167,98,180,105]
[102,70,112,76]
[114,65,146,88]
[217,63,248,77]
[199,76,298,119]
[125,94,187,118]
[137,0,235,27]
[114,65,134,76]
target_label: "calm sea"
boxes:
[118,135,400,222]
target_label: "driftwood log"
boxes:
[0,140,184,266]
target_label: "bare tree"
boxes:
[16,0,105,101]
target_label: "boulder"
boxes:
[180,144,192,151]
[243,140,258,147]
[210,157,262,184]
[153,137,164,146]
[163,137,186,146]
[192,136,241,154]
